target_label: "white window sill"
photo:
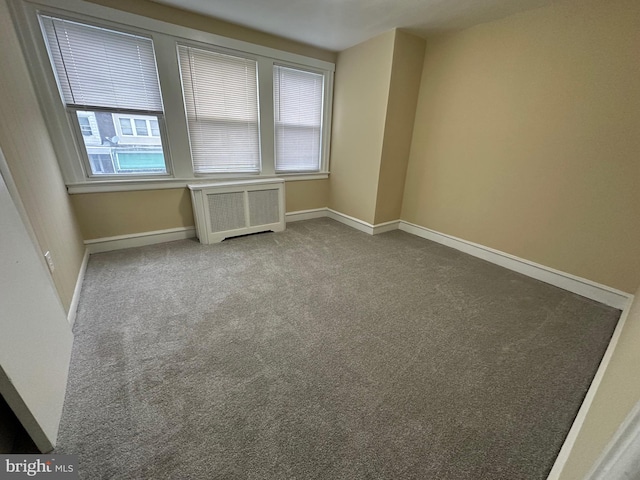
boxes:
[66,173,329,194]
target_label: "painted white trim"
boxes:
[85,227,196,253]
[67,247,89,327]
[66,173,329,194]
[326,209,375,235]
[398,221,631,309]
[187,178,285,189]
[285,208,328,222]
[285,208,400,233]
[547,295,635,480]
[372,219,401,235]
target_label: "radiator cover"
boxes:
[188,179,285,244]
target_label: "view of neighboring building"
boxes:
[76,110,166,175]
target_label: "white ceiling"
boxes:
[152,0,557,51]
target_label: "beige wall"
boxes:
[0,0,85,312]
[285,179,329,213]
[70,189,193,239]
[329,30,395,225]
[374,31,425,224]
[402,0,640,293]
[559,289,640,479]
[72,180,329,240]
[87,0,336,63]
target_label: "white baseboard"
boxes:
[85,227,196,254]
[326,209,376,234]
[288,208,401,235]
[67,247,89,327]
[372,219,401,234]
[285,208,328,222]
[286,212,629,307]
[546,295,635,480]
[398,221,631,309]
[82,215,630,309]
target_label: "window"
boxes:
[178,45,260,174]
[77,116,93,136]
[19,1,334,190]
[116,116,159,138]
[119,118,134,136]
[150,120,160,137]
[274,66,324,172]
[39,15,169,176]
[134,119,148,136]
[75,111,101,145]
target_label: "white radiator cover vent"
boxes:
[188,179,285,244]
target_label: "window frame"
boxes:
[273,63,327,174]
[36,13,173,180]
[10,0,334,193]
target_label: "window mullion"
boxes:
[152,34,194,179]
[257,57,275,176]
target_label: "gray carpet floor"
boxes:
[56,218,620,479]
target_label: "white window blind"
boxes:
[39,16,163,112]
[273,66,324,172]
[178,45,260,173]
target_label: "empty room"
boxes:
[0,0,638,478]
